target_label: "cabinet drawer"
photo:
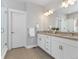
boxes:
[37,38,41,47]
[45,38,51,54]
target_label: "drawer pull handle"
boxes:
[59,45,63,50]
[39,38,41,40]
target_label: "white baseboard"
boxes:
[1,47,8,59]
[26,45,37,49]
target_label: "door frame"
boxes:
[8,9,27,50]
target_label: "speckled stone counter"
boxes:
[37,31,78,41]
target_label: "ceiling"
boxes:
[15,0,61,6]
[12,0,78,14]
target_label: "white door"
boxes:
[11,11,26,48]
[63,44,78,59]
[51,39,63,59]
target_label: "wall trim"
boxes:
[9,8,26,14]
[1,47,8,59]
[26,45,37,49]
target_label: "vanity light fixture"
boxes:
[61,0,77,8]
[62,2,68,8]
[44,12,50,16]
[44,9,54,16]
[68,0,76,5]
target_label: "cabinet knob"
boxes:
[1,28,4,33]
[59,45,63,50]
[39,38,41,40]
[11,32,14,34]
[46,42,48,43]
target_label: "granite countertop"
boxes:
[37,31,78,41]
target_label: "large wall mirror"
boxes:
[56,12,78,32]
[43,0,78,33]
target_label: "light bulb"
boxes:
[44,12,50,16]
[49,10,53,14]
[64,4,68,8]
[44,9,54,16]
[68,0,75,5]
[68,0,76,5]
[61,2,68,8]
[68,0,72,3]
[61,2,66,7]
[69,1,75,5]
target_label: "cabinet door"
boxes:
[37,34,41,47]
[40,35,45,49]
[51,40,63,59]
[63,44,78,59]
[37,34,45,49]
[45,36,51,54]
[37,36,41,47]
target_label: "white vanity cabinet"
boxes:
[37,34,51,54]
[37,34,45,50]
[37,34,78,59]
[51,36,78,59]
[44,36,51,54]
[63,44,78,59]
[51,39,64,59]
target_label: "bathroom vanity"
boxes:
[37,31,78,59]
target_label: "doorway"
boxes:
[8,9,26,49]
